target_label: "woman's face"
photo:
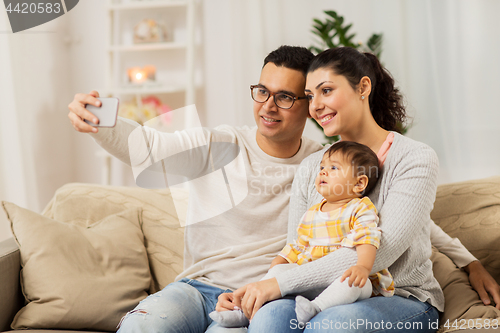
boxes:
[305,68,364,138]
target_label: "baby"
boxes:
[210,141,394,327]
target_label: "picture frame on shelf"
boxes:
[133,18,170,44]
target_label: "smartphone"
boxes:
[84,97,119,127]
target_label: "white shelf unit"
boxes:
[102,0,197,186]
[106,0,196,107]
[109,42,187,52]
[108,0,188,11]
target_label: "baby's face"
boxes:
[315,152,360,202]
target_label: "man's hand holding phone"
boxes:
[68,91,119,133]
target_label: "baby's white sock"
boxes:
[295,277,372,325]
[295,295,321,326]
[209,309,249,328]
[209,264,298,328]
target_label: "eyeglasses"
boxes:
[250,85,307,110]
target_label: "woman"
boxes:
[230,47,499,332]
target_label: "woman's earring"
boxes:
[361,95,365,100]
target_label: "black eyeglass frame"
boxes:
[250,85,307,110]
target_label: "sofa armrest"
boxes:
[0,238,24,332]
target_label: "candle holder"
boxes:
[127,65,156,84]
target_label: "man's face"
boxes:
[253,63,309,144]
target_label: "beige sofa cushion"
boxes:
[2,202,150,331]
[431,176,500,331]
[432,176,500,283]
[431,247,500,332]
[42,183,187,293]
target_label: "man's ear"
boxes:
[353,175,369,195]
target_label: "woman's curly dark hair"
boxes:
[308,47,407,133]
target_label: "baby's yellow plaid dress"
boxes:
[280,197,394,297]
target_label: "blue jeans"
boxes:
[248,295,439,333]
[117,278,247,333]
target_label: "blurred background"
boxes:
[1,0,499,241]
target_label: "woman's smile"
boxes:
[318,112,337,126]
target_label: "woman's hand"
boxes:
[233,278,282,320]
[464,260,500,309]
[215,292,238,312]
[67,91,101,133]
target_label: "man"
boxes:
[67,45,323,333]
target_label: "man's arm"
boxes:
[69,91,226,180]
[463,260,500,309]
[431,220,500,309]
[430,220,477,268]
[90,116,140,166]
[68,91,141,165]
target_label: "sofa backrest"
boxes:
[42,177,500,294]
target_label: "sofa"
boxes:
[1,177,500,332]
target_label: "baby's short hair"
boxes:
[324,141,380,195]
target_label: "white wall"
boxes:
[64,0,114,187]
[0,7,74,241]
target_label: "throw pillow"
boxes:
[41,183,186,293]
[431,247,500,332]
[2,201,151,331]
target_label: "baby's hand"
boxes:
[215,292,238,312]
[340,265,370,288]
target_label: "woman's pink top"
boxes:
[377,132,395,167]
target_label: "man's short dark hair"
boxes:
[324,141,380,195]
[263,45,314,77]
